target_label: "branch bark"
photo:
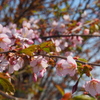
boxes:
[41,34,100,39]
[0,90,27,100]
[36,54,100,66]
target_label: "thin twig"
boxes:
[41,34,100,39]
[0,50,16,54]
[0,90,27,100]
[71,19,96,32]
[41,19,99,39]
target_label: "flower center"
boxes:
[57,64,63,70]
[0,37,3,42]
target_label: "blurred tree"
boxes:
[0,0,100,100]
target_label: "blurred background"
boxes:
[0,0,100,100]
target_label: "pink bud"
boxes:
[39,69,46,78]
[32,73,37,82]
[63,15,70,21]
[81,11,87,17]
[52,21,58,27]
[77,22,82,26]
[84,29,89,35]
[26,39,34,44]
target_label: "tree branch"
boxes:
[41,34,100,39]
[36,54,100,66]
[41,19,99,39]
[0,90,27,100]
[0,50,16,54]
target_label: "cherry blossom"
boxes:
[30,56,48,76]
[51,21,58,28]
[69,36,83,47]
[32,73,38,82]
[63,15,70,21]
[84,29,89,35]
[84,79,100,97]
[8,23,17,29]
[8,57,24,73]
[52,39,61,52]
[0,56,9,72]
[0,13,99,98]
[29,17,40,29]
[39,68,46,78]
[0,34,11,49]
[56,56,77,76]
[22,21,31,29]
[81,11,87,17]
[0,24,3,33]
[51,21,67,32]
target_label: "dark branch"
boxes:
[0,50,16,54]
[36,54,100,66]
[0,90,27,100]
[41,34,100,39]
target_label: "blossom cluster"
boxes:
[0,15,100,98]
[0,16,83,74]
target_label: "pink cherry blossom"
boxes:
[0,56,9,72]
[22,21,31,29]
[8,23,17,29]
[0,24,3,33]
[65,52,73,56]
[52,39,61,52]
[32,68,47,82]
[93,32,99,35]
[81,11,87,17]
[52,21,58,27]
[8,57,24,73]
[29,17,40,28]
[30,56,48,74]
[20,27,34,40]
[39,68,46,78]
[0,34,11,49]
[63,15,70,21]
[32,73,38,82]
[56,56,77,76]
[84,29,89,35]
[69,36,83,46]
[30,56,48,81]
[51,21,66,32]
[84,79,100,97]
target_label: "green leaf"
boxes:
[20,41,55,55]
[77,58,87,62]
[40,41,55,53]
[73,95,96,100]
[20,45,39,56]
[42,48,50,53]
[0,77,15,94]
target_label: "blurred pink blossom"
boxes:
[70,36,83,47]
[30,56,48,76]
[63,15,70,21]
[0,34,11,49]
[56,56,77,76]
[0,56,9,72]
[84,29,89,35]
[52,39,61,52]
[84,79,100,97]
[0,24,3,33]
[8,57,24,73]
